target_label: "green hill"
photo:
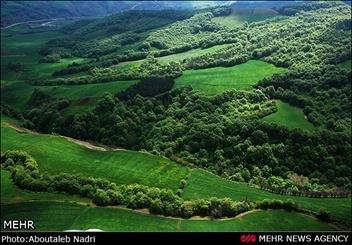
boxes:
[1,1,351,233]
[1,121,189,191]
[183,169,351,226]
[1,1,195,28]
[1,118,350,228]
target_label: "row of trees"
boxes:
[2,150,302,219]
[30,57,183,86]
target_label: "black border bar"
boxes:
[1,232,351,244]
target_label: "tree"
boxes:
[180,201,195,218]
[316,208,331,222]
[92,189,110,206]
[251,130,269,145]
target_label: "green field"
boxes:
[1,25,99,113]
[1,81,33,110]
[338,59,351,72]
[41,79,139,114]
[112,60,143,72]
[2,52,88,81]
[1,80,138,113]
[157,44,232,64]
[1,169,334,231]
[112,44,232,71]
[212,9,279,29]
[263,100,314,131]
[1,121,189,191]
[174,60,286,95]
[182,169,351,227]
[1,202,87,231]
[1,119,350,228]
[1,24,89,81]
[72,206,335,231]
[1,201,335,231]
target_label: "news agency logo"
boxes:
[240,234,257,243]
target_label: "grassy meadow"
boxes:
[263,100,314,131]
[182,169,351,226]
[1,201,335,231]
[1,79,139,113]
[1,121,190,191]
[112,44,232,71]
[174,60,286,95]
[1,24,89,81]
[157,44,232,63]
[212,8,279,29]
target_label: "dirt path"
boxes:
[61,136,109,151]
[1,18,62,30]
[4,122,36,134]
[233,209,261,219]
[3,121,124,152]
[1,17,90,30]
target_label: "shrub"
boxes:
[316,208,331,222]
[92,189,110,206]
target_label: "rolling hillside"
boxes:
[1,118,350,229]
[1,1,351,232]
[1,161,337,231]
[1,1,196,28]
[1,120,189,191]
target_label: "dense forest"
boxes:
[2,1,351,199]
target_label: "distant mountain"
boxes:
[231,1,304,9]
[1,1,231,28]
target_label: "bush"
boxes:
[0,150,306,220]
[180,179,187,189]
[39,53,60,63]
[92,189,110,206]
[150,199,163,214]
[179,201,195,218]
[315,208,331,222]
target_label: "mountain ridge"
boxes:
[1,1,234,27]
